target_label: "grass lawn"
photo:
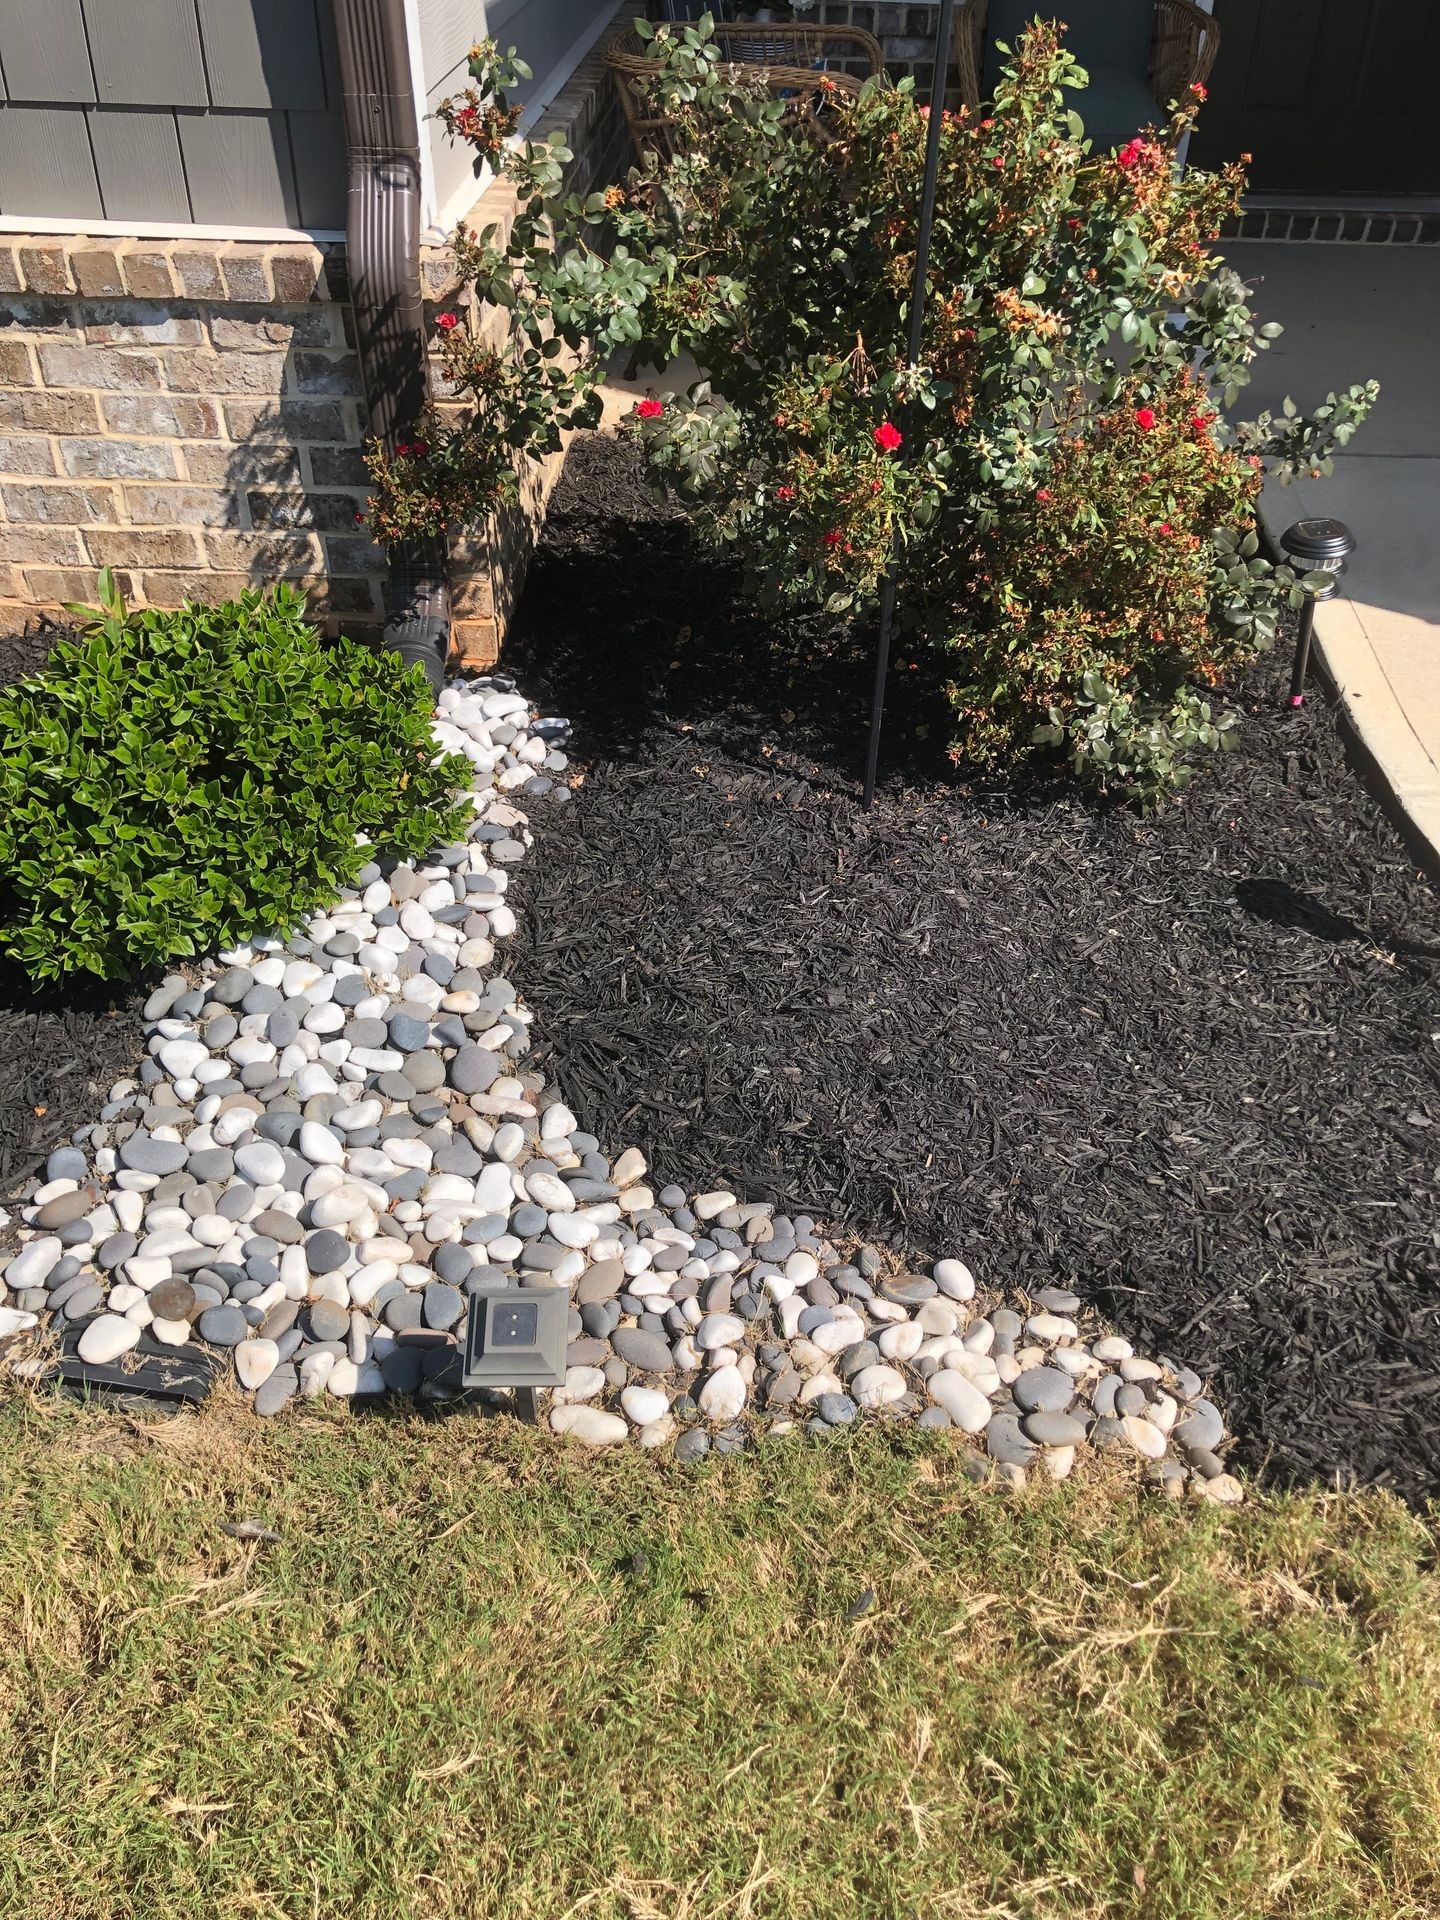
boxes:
[2,1390,1438,1920]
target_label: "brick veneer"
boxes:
[812,2,959,109]
[0,4,629,662]
[0,239,381,633]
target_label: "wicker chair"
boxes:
[604,20,883,163]
[952,0,1219,147]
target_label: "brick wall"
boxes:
[0,239,382,636]
[811,2,957,107]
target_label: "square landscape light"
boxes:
[462,1284,568,1390]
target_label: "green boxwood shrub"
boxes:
[0,576,472,982]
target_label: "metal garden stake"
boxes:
[862,0,957,809]
[1280,517,1356,708]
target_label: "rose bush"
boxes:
[368,19,1376,800]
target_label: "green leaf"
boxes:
[0,589,471,981]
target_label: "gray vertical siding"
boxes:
[290,109,349,230]
[84,0,208,108]
[0,0,346,228]
[0,105,104,218]
[197,0,326,112]
[87,109,191,223]
[0,0,95,103]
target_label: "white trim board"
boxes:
[404,0,442,234]
[0,214,344,244]
[424,0,617,243]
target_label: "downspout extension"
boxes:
[331,0,451,692]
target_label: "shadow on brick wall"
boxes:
[218,319,386,636]
[0,264,386,635]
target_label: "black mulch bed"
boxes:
[504,435,1440,1502]
[0,625,151,1204]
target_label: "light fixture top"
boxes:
[1280,517,1357,566]
[461,1284,569,1390]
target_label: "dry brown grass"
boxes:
[1,1390,1437,1920]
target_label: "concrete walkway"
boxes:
[1229,243,1440,876]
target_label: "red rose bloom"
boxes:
[634,398,664,419]
[823,530,843,548]
[1190,411,1212,433]
[1159,521,1173,534]
[775,485,795,502]
[1191,82,1208,101]
[873,421,903,452]
[1135,407,1157,431]
[1036,487,1052,502]
[434,311,460,331]
[412,438,430,457]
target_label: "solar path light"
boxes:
[462,1283,569,1421]
[1279,517,1356,708]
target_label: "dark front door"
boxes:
[1190,0,1440,194]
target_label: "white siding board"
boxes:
[419,0,488,94]
[421,0,615,231]
[426,112,482,227]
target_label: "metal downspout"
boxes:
[331,0,451,691]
